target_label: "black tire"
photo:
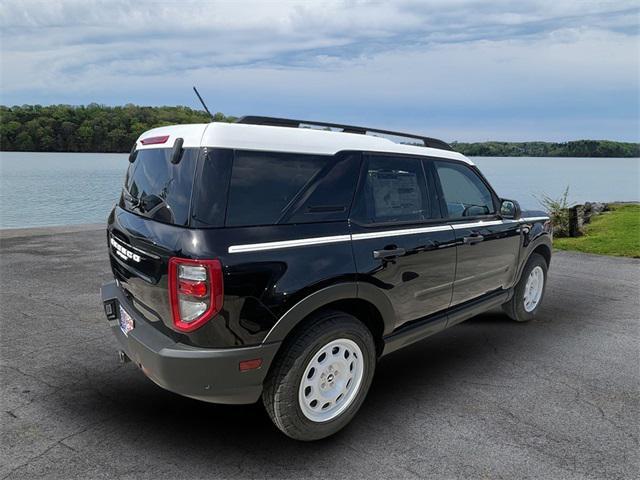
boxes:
[503,253,548,322]
[262,310,376,441]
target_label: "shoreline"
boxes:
[0,223,103,239]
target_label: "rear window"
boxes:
[120,147,198,226]
[224,150,361,227]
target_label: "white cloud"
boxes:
[0,0,638,140]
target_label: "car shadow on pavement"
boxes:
[44,311,522,453]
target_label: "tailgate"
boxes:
[108,208,185,332]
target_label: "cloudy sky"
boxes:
[1,0,638,141]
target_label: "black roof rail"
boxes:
[235,115,453,151]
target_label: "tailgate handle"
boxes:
[373,247,406,259]
[463,234,484,245]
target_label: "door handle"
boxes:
[373,247,406,259]
[463,234,484,245]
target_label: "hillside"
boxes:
[1,104,638,157]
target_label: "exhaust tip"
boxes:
[118,350,131,364]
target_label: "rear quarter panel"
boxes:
[188,222,357,347]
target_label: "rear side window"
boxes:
[120,147,198,226]
[225,151,360,227]
[435,161,496,218]
[351,155,432,224]
[191,148,233,228]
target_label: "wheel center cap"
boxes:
[327,373,335,383]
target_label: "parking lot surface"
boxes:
[1,227,638,479]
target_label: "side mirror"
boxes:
[170,138,184,164]
[128,144,138,163]
[500,199,521,220]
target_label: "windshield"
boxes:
[120,147,198,226]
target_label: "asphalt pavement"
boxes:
[1,227,638,479]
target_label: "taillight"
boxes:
[168,258,223,332]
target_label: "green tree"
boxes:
[0,104,228,152]
[1,104,638,156]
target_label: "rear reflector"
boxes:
[141,135,169,145]
[239,358,263,372]
[168,258,223,332]
[178,279,208,297]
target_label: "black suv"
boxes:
[101,116,551,441]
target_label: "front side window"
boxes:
[351,155,431,224]
[435,161,495,218]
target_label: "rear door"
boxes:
[433,160,522,306]
[350,153,457,330]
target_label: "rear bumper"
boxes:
[100,281,280,404]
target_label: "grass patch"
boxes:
[553,204,640,258]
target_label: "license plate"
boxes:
[119,305,134,336]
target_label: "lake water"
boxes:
[0,152,638,229]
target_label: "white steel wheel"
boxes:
[298,338,365,423]
[523,265,544,312]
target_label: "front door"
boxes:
[433,160,522,306]
[350,154,457,329]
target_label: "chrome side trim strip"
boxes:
[521,216,550,222]
[228,217,549,253]
[450,219,511,229]
[351,225,452,241]
[228,234,351,253]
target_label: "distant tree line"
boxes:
[0,104,234,153]
[450,140,640,158]
[1,104,638,157]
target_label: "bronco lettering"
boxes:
[110,237,141,263]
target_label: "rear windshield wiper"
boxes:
[122,184,141,210]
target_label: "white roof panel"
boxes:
[136,122,473,165]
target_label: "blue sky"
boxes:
[1,0,639,142]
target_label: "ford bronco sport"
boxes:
[101,116,551,441]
